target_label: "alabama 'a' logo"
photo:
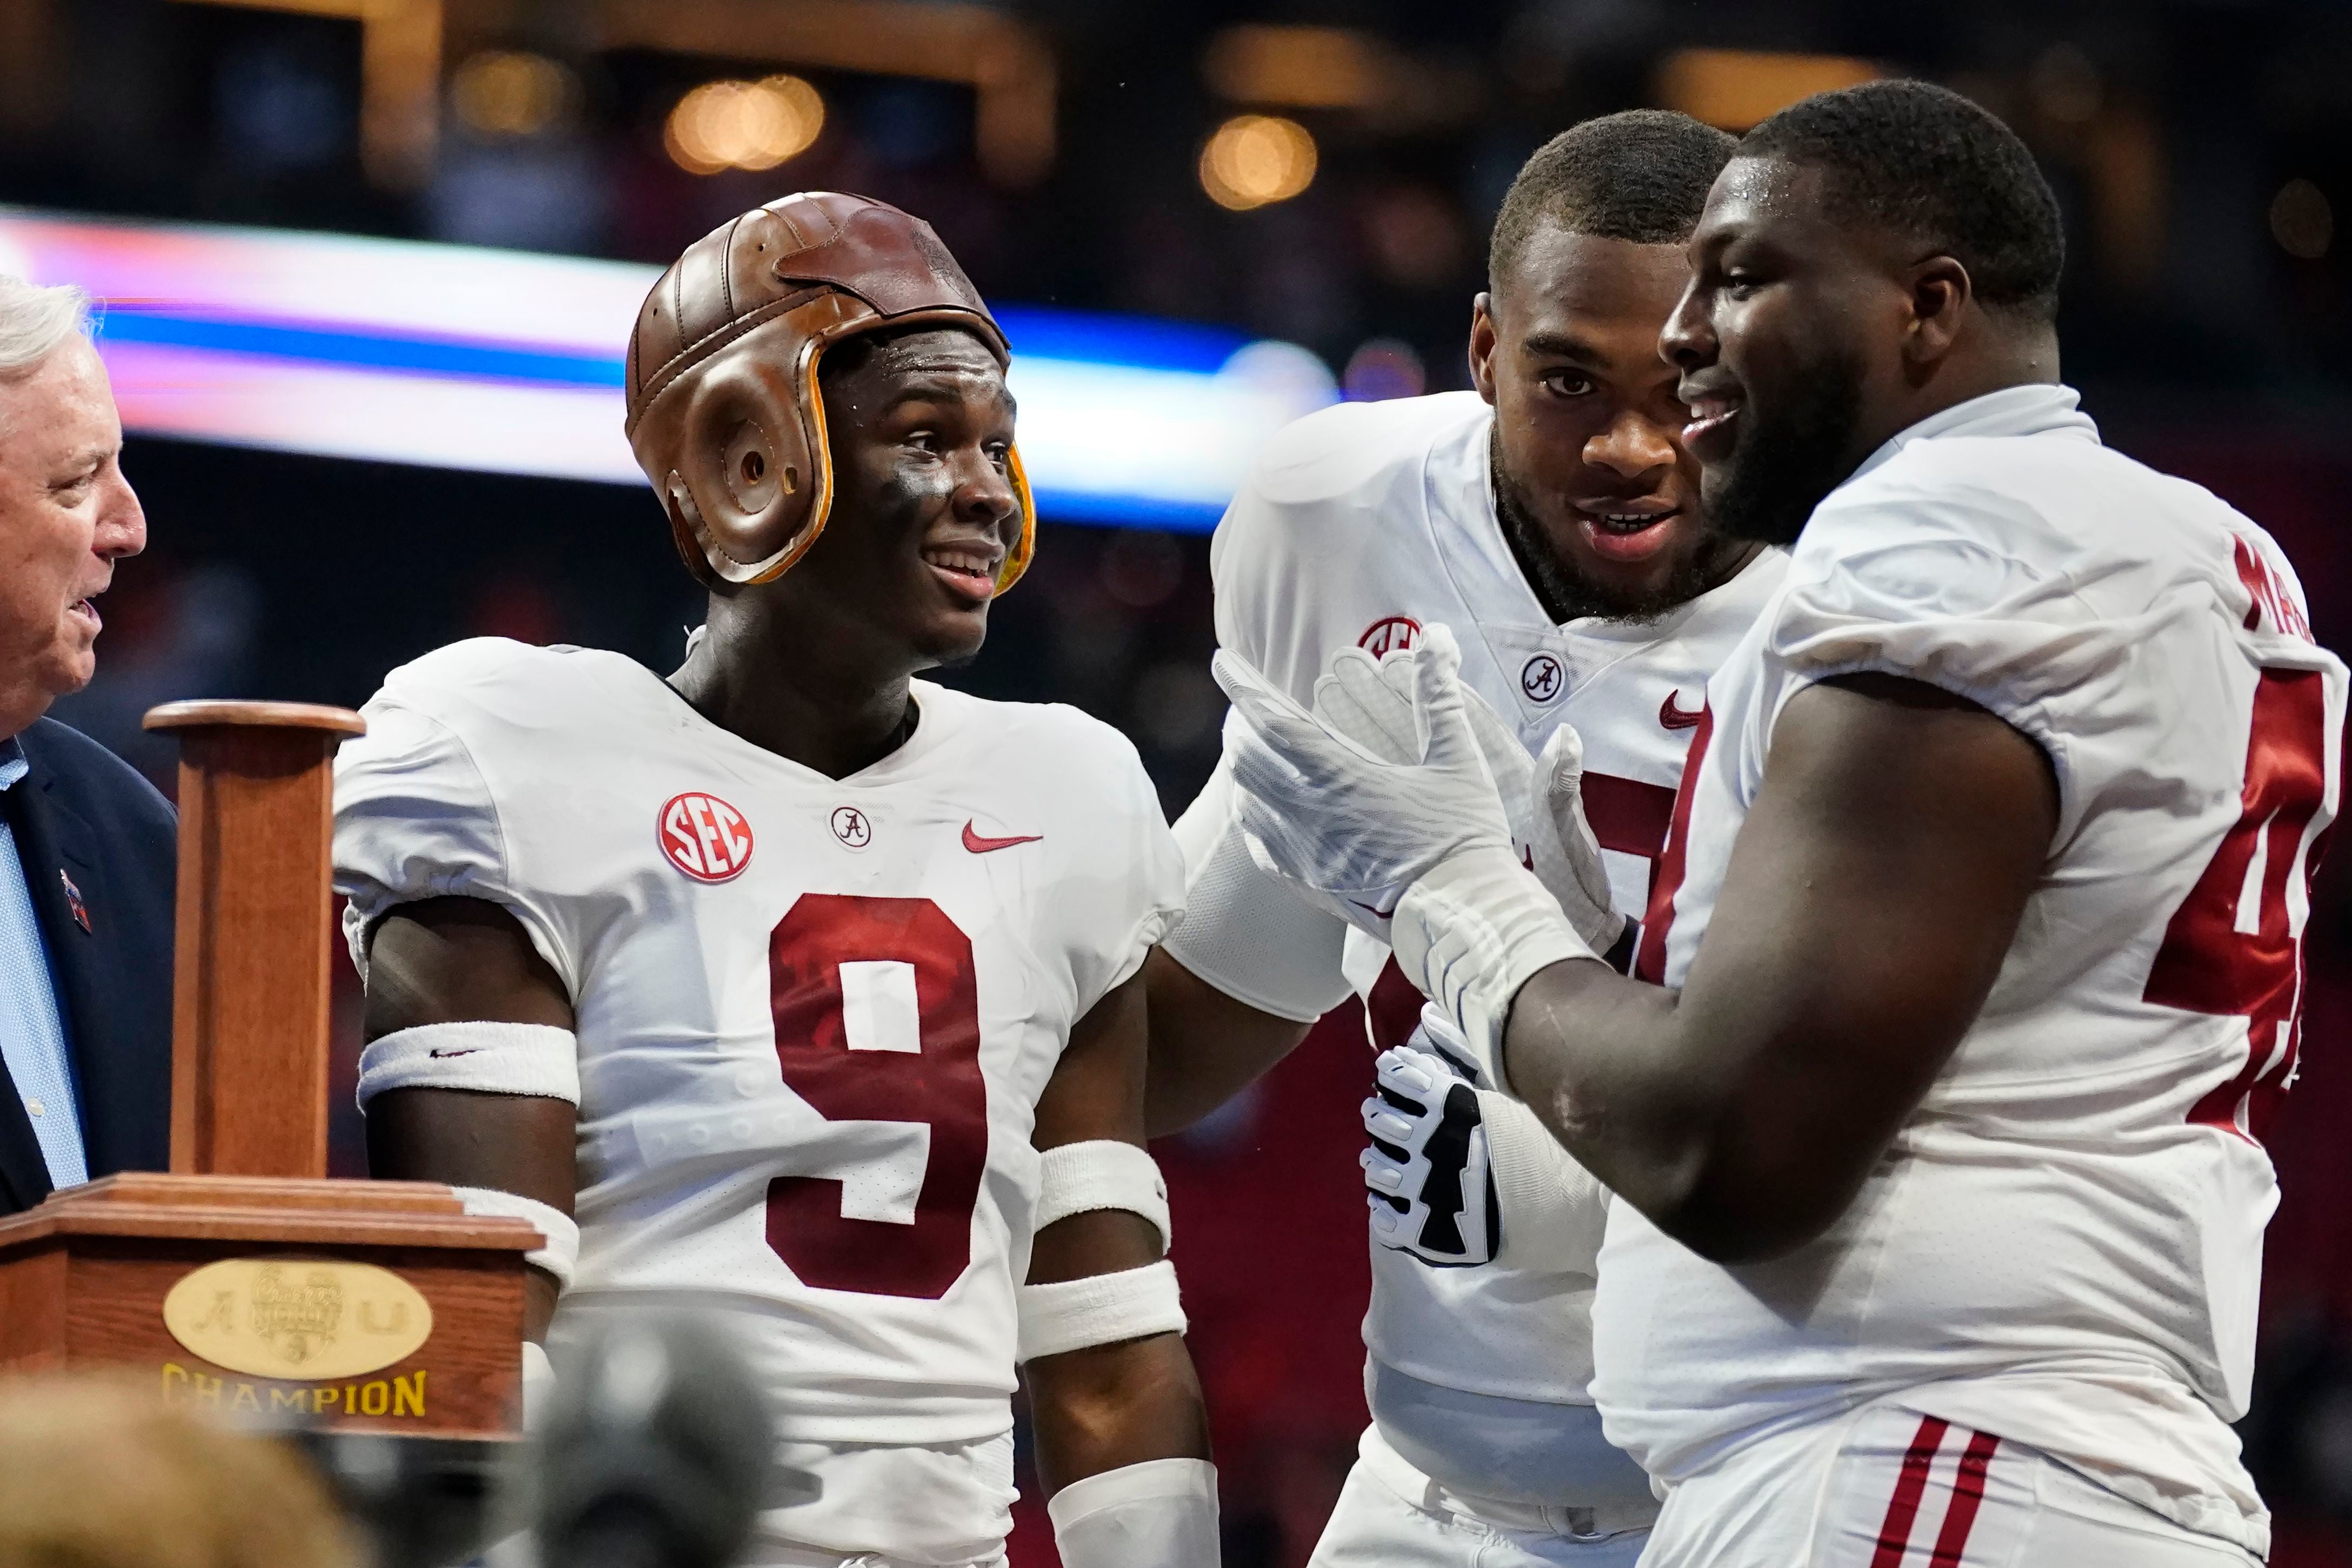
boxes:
[658,792,755,883]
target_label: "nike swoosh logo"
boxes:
[1351,898,1400,920]
[428,1047,484,1059]
[962,821,1044,854]
[1660,691,1705,730]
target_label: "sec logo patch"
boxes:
[658,792,754,883]
[1358,616,1421,656]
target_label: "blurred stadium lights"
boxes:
[1201,22,1477,134]
[1203,24,1392,111]
[1655,48,1882,131]
[449,50,581,140]
[140,0,1052,190]
[588,0,1056,187]
[159,0,442,188]
[0,206,1336,530]
[1200,115,1319,211]
[2273,179,2335,261]
[663,76,826,175]
[1342,338,1427,403]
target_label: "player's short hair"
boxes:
[1488,111,1737,288]
[1740,79,2066,321]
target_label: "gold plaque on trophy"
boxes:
[163,1256,435,1380]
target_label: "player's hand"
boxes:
[1312,646,1627,956]
[1212,624,1514,932]
[1361,1044,1495,1266]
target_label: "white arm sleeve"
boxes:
[1480,1091,1612,1270]
[1158,733,1352,1023]
[1049,1458,1220,1568]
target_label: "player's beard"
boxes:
[1703,346,1867,547]
[1491,429,1744,627]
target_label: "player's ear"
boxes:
[1901,255,1972,372]
[1468,292,1501,406]
[669,345,823,583]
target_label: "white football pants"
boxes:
[1642,1402,2264,1568]
[1307,1425,1654,1567]
[741,1431,1015,1568]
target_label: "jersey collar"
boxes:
[1847,383,2100,489]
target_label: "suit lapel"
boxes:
[0,780,58,1211]
[18,759,152,1182]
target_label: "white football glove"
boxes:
[1312,644,1627,957]
[1214,625,1596,1093]
[1214,625,1509,931]
[1362,1044,1496,1267]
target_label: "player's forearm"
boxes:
[1498,959,1742,1246]
[1140,948,1314,1137]
[1026,1335,1212,1497]
[365,1088,579,1338]
[1501,959,1949,1265]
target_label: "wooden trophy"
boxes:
[0,702,539,1439]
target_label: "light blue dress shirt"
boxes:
[0,737,89,1189]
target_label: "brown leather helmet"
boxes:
[624,191,1036,591]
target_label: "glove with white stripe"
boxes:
[1361,1044,1497,1267]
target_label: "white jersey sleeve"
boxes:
[1160,411,1377,1022]
[334,639,587,995]
[1759,468,2109,835]
[1164,731,1350,1022]
[1037,712,1188,1016]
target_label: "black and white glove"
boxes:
[1361,1044,1497,1267]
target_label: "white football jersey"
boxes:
[334,639,1184,1451]
[1168,393,1784,1432]
[1595,385,2346,1558]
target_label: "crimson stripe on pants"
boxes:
[1868,1416,1951,1568]
[1926,1431,2002,1567]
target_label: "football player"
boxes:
[334,194,1215,1568]
[1217,82,2342,1567]
[1143,113,1785,1565]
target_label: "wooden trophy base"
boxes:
[0,1173,539,1439]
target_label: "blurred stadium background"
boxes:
[0,1,2346,1562]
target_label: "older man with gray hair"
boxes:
[0,274,172,1217]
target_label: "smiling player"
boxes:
[332,194,1215,1568]
[1216,83,2343,1568]
[1143,114,1785,1566]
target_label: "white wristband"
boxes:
[1390,845,1595,1098]
[1049,1457,1220,1568]
[451,1185,579,1292]
[1035,1141,1172,1255]
[520,1340,555,1431]
[1018,1259,1187,1363]
[356,1020,580,1109]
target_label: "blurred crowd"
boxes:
[3,1,2349,1564]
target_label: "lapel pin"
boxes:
[59,870,90,935]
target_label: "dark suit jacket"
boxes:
[0,717,175,1214]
